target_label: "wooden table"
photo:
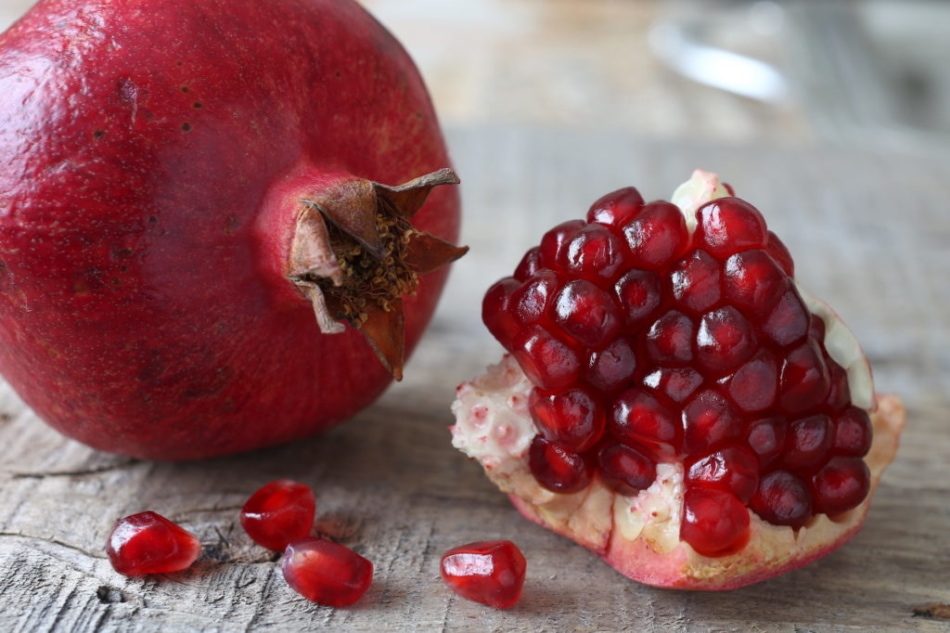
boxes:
[0,125,948,632]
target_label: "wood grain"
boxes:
[0,126,948,632]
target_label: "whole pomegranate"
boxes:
[0,0,465,459]
[452,170,905,590]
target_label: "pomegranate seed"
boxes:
[811,457,871,516]
[614,269,662,330]
[694,197,768,258]
[621,201,688,268]
[482,278,521,350]
[746,416,787,467]
[528,436,592,493]
[784,413,834,474]
[750,470,813,528]
[510,270,560,326]
[680,487,750,556]
[240,479,316,551]
[529,387,605,452]
[106,511,201,577]
[597,443,657,495]
[695,306,757,375]
[560,223,629,282]
[832,407,873,457]
[645,310,694,365]
[765,230,795,276]
[722,249,787,318]
[824,359,853,413]
[512,326,581,392]
[281,537,373,607]
[610,388,681,459]
[587,186,644,227]
[686,444,760,502]
[670,249,721,313]
[552,279,622,348]
[585,337,637,394]
[682,389,742,454]
[779,339,832,413]
[642,366,703,404]
[760,281,810,348]
[538,219,585,269]
[720,351,778,412]
[513,247,542,281]
[440,540,527,609]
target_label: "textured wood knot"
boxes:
[96,585,127,604]
[912,603,950,620]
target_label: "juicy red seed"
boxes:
[760,281,810,348]
[784,414,834,474]
[695,306,757,375]
[586,186,645,227]
[720,351,778,413]
[686,444,760,503]
[586,337,637,395]
[509,270,561,326]
[645,310,694,365]
[642,366,703,403]
[597,443,657,495]
[750,470,813,528]
[440,540,527,609]
[765,230,795,277]
[512,326,581,392]
[622,201,689,268]
[528,436,592,493]
[746,417,787,467]
[560,223,629,282]
[680,487,750,557]
[670,249,721,313]
[240,480,316,551]
[529,387,605,452]
[779,339,832,414]
[538,219,585,269]
[811,457,871,516]
[682,389,742,454]
[722,249,787,318]
[614,269,662,331]
[824,358,853,413]
[833,407,873,457]
[610,388,681,459]
[106,511,201,577]
[513,247,542,281]
[552,279,622,348]
[808,314,827,342]
[694,197,768,259]
[482,278,521,349]
[281,537,373,607]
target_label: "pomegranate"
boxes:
[452,170,905,590]
[241,480,316,551]
[106,511,201,577]
[440,540,527,609]
[0,0,465,459]
[282,537,374,607]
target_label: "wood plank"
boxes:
[0,126,947,632]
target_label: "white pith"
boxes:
[451,170,903,588]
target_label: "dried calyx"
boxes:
[288,169,467,379]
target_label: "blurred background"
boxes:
[2,0,948,150]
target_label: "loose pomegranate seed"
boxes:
[106,511,201,577]
[680,487,750,557]
[529,387,605,452]
[440,540,527,609]
[483,181,875,555]
[282,537,373,607]
[528,436,592,493]
[241,479,316,551]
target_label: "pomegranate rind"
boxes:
[451,356,904,590]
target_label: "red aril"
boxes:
[0,0,465,460]
[282,538,373,607]
[440,540,527,609]
[106,511,201,577]
[241,480,316,551]
[453,169,905,590]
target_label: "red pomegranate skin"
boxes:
[0,0,461,459]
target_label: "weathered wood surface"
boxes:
[0,126,948,632]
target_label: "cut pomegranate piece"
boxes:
[241,480,316,551]
[441,540,527,609]
[281,538,373,607]
[454,169,905,590]
[106,511,201,577]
